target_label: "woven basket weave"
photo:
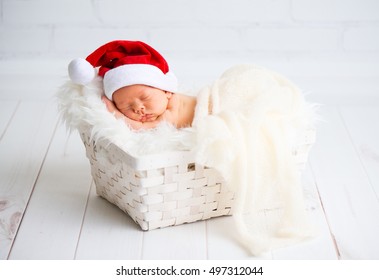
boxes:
[79,124,315,230]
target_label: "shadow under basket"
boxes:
[79,124,315,231]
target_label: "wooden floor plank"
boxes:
[8,127,92,259]
[338,106,379,201]
[0,100,58,260]
[0,100,19,140]
[75,184,144,260]
[309,106,379,259]
[141,221,207,260]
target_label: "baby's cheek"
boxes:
[124,111,136,119]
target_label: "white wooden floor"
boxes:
[1,99,379,260]
[1,58,379,260]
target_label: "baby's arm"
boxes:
[102,96,161,130]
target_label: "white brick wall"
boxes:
[291,0,379,21]
[1,0,378,57]
[344,27,379,51]
[2,0,98,25]
[245,27,341,51]
[0,0,378,102]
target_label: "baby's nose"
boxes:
[133,103,145,114]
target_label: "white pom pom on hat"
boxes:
[67,40,178,100]
[68,58,96,85]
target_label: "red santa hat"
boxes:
[68,40,178,100]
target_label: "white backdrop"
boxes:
[0,0,378,103]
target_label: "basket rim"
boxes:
[79,124,195,170]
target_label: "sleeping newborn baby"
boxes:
[68,40,196,130]
[102,84,196,130]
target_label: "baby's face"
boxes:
[112,85,172,123]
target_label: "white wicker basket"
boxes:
[79,124,315,231]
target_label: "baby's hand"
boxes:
[101,95,125,119]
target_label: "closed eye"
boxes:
[120,104,132,111]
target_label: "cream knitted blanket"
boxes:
[192,65,316,255]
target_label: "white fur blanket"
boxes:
[57,64,316,255]
[57,77,195,156]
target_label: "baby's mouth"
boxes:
[140,114,153,122]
